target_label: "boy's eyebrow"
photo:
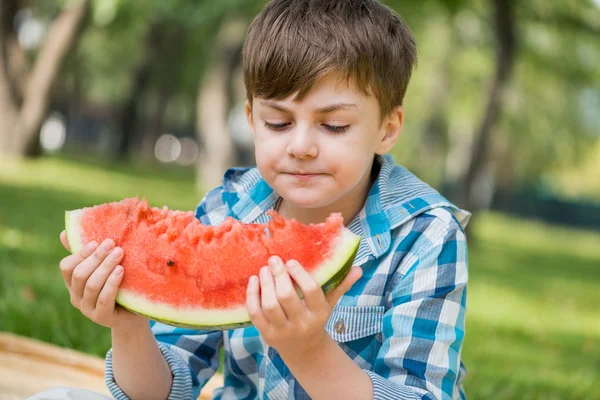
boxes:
[259,100,357,114]
[316,103,358,114]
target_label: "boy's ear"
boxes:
[375,106,404,155]
[245,99,255,136]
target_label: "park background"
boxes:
[0,0,599,399]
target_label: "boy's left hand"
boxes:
[246,256,362,361]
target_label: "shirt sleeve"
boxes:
[105,323,224,400]
[105,186,227,400]
[365,213,468,400]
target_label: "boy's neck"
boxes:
[277,157,381,226]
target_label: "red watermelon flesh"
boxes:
[65,197,360,329]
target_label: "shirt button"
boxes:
[334,319,345,334]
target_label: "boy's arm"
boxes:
[107,324,173,400]
[267,212,468,400]
[105,321,224,400]
[363,215,468,400]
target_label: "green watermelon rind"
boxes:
[64,209,360,330]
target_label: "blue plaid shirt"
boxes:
[105,154,470,400]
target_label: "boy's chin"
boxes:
[279,191,336,210]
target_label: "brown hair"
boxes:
[242,0,417,118]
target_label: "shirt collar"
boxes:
[222,167,278,225]
[221,154,470,260]
[354,155,470,259]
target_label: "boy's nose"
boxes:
[286,128,318,159]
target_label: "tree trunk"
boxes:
[141,84,171,161]
[459,0,517,214]
[195,18,247,192]
[0,0,23,104]
[0,0,21,153]
[116,20,165,161]
[419,18,453,186]
[0,0,90,158]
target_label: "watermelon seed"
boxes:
[167,260,175,267]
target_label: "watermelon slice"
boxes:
[64,198,360,330]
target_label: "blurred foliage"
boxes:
[23,0,600,200]
[384,0,600,194]
[552,139,600,199]
[52,0,264,125]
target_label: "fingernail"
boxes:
[260,266,269,278]
[102,239,114,251]
[249,275,258,286]
[270,260,283,274]
[113,266,123,276]
[268,255,281,266]
[111,247,122,259]
[86,241,98,252]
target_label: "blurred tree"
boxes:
[459,0,516,214]
[58,0,262,165]
[196,17,247,191]
[115,19,166,160]
[469,0,600,208]
[388,0,599,212]
[36,0,598,207]
[0,0,90,158]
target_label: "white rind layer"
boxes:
[116,290,251,327]
[64,209,361,329]
[65,209,85,254]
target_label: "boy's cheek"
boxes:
[254,144,286,171]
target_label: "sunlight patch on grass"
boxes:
[474,212,600,260]
[0,156,200,211]
[469,282,600,338]
[0,227,49,255]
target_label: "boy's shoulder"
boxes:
[344,154,470,264]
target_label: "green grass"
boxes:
[1,156,599,399]
[0,156,199,356]
[464,215,600,399]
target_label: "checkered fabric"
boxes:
[105,154,470,400]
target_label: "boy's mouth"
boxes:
[287,172,323,180]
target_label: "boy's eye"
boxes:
[264,121,291,131]
[323,124,350,133]
[263,121,350,133]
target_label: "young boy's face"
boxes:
[245,72,403,212]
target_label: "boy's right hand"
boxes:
[59,231,148,333]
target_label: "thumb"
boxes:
[60,230,71,252]
[325,266,362,308]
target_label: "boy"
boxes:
[55,0,470,399]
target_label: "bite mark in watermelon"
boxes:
[65,198,360,330]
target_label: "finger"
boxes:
[259,266,288,326]
[325,266,363,308]
[60,230,71,252]
[71,239,115,301]
[286,260,326,312]
[59,240,99,290]
[268,256,304,320]
[81,246,123,313]
[94,265,124,324]
[246,275,269,330]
